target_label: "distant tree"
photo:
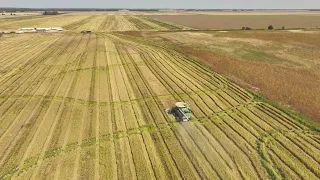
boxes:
[242,27,246,30]
[245,27,252,30]
[282,26,285,30]
[268,25,274,30]
[43,11,59,15]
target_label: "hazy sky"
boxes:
[1,0,320,9]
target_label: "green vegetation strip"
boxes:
[0,87,228,107]
[248,90,320,133]
[0,101,259,179]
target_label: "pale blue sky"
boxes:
[0,0,319,9]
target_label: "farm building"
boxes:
[18,27,63,33]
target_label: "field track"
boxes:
[1,29,320,179]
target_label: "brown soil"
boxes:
[147,15,320,29]
[175,45,320,122]
[120,30,320,122]
[206,30,320,47]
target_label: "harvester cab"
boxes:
[166,102,191,122]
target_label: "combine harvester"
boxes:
[81,30,92,34]
[166,102,192,122]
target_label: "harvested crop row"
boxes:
[1,29,320,180]
[109,37,203,179]
[111,33,312,179]
[25,36,90,180]
[63,15,97,30]
[126,42,244,120]
[52,36,94,179]
[4,34,89,179]
[0,35,79,178]
[125,16,155,30]
[0,35,49,65]
[0,35,61,87]
[112,34,252,113]
[110,36,247,178]
[76,15,106,31]
[0,35,72,140]
[114,43,162,180]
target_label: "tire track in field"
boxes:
[259,131,320,179]
[98,15,109,30]
[114,33,252,102]
[0,36,33,55]
[138,51,244,178]
[108,40,138,180]
[0,36,61,99]
[113,36,222,172]
[120,37,261,178]
[0,35,72,168]
[109,38,182,180]
[0,45,75,178]
[115,43,159,180]
[116,63,140,180]
[0,35,48,62]
[147,48,244,112]
[0,36,64,119]
[52,35,91,180]
[155,48,250,109]
[127,38,318,179]
[27,35,87,180]
[110,35,250,107]
[114,42,185,180]
[0,87,229,111]
[94,36,100,180]
[272,134,320,178]
[114,34,249,114]
[63,15,96,30]
[0,39,53,88]
[10,35,81,178]
[236,104,318,179]
[166,51,253,102]
[2,101,310,179]
[112,38,201,179]
[268,150,299,179]
[0,35,51,68]
[258,103,305,130]
[72,35,97,180]
[2,32,319,179]
[104,38,118,179]
[0,35,47,68]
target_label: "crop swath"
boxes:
[0,25,319,180]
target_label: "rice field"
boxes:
[0,13,184,31]
[1,12,320,180]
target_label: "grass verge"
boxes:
[248,90,320,133]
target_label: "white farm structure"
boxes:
[17,27,63,33]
